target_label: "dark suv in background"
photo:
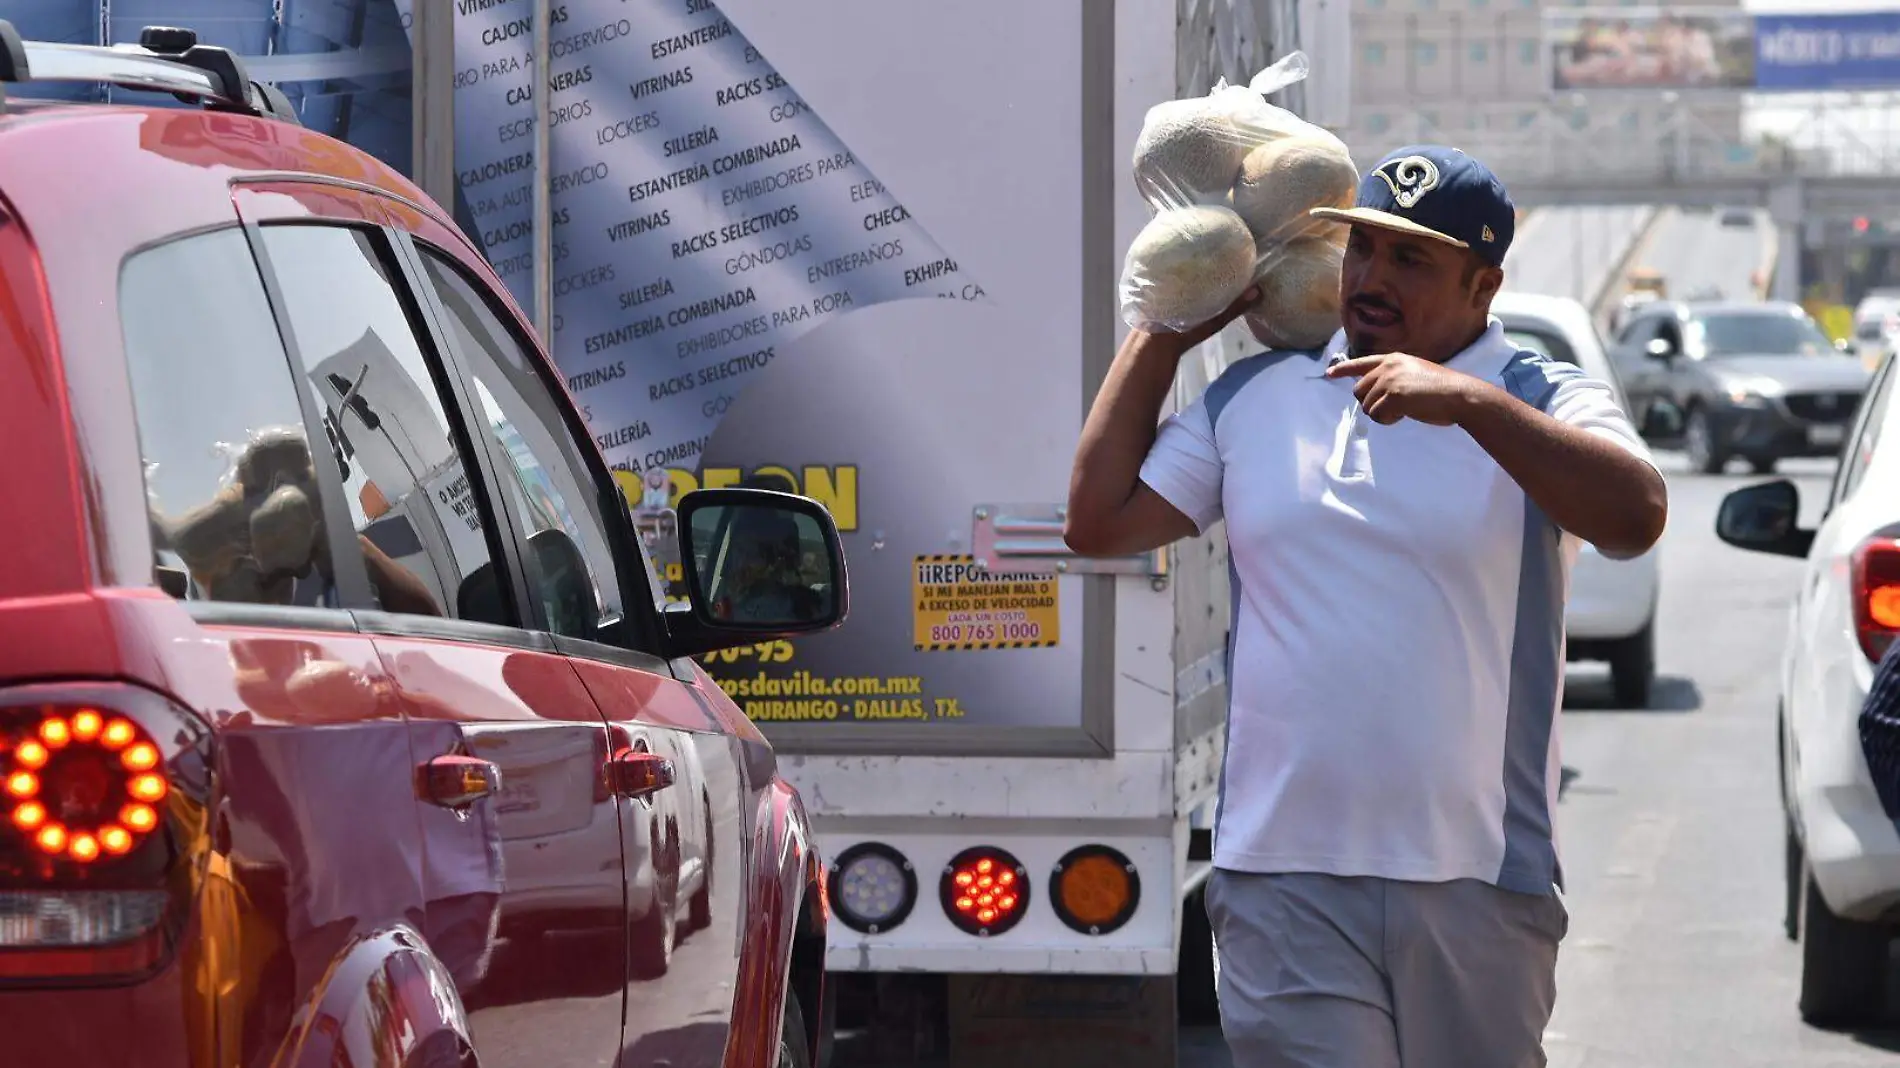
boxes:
[1611,300,1872,474]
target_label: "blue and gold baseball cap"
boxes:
[1310,145,1516,268]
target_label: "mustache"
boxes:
[1347,295,1401,317]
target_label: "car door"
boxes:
[1613,312,1666,418]
[393,224,748,1068]
[233,183,630,1068]
[111,219,433,1068]
[1651,315,1698,412]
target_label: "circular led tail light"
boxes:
[940,846,1029,937]
[1050,845,1141,936]
[3,709,168,864]
[828,842,918,934]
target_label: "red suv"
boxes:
[0,23,845,1068]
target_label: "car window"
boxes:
[1503,327,1578,367]
[1689,312,1835,358]
[261,224,507,625]
[120,228,345,607]
[1504,322,1631,410]
[1835,356,1898,509]
[1617,314,1660,347]
[412,246,634,643]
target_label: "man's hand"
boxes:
[1325,353,1485,426]
[1327,353,1667,557]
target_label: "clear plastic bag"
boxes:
[1119,51,1358,344]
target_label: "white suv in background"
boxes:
[1495,292,1663,708]
[1852,289,1900,373]
[1716,349,1900,1027]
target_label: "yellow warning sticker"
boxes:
[912,554,1060,652]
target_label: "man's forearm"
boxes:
[1065,329,1191,551]
[1457,385,1668,557]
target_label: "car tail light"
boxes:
[940,846,1028,936]
[0,683,212,982]
[1853,537,1900,663]
[1050,845,1141,936]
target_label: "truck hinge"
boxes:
[972,504,1168,588]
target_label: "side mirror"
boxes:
[659,488,848,659]
[1645,337,1677,361]
[1716,479,1813,558]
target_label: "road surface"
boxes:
[1618,207,1774,311]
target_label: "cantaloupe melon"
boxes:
[1121,205,1259,331]
[1132,97,1252,205]
[1245,238,1344,350]
[1231,134,1358,244]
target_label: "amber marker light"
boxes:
[1050,845,1143,936]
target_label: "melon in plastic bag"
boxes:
[1119,51,1358,334]
[1246,238,1346,351]
[1119,205,1259,334]
[1232,134,1358,245]
[1131,96,1255,207]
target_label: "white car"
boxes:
[1494,291,1663,707]
[1716,347,1900,1026]
[1851,295,1898,374]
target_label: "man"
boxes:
[1065,145,1667,1067]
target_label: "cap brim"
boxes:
[1309,206,1469,249]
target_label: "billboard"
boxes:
[387,0,1098,742]
[1546,8,1758,91]
[1755,11,1900,91]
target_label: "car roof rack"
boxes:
[0,21,300,126]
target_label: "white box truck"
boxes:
[390,0,1343,1062]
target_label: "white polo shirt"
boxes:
[1140,320,1654,894]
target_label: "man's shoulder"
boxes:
[1203,347,1324,427]
[1497,347,1589,409]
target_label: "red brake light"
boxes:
[1853,538,1900,662]
[940,847,1029,936]
[0,684,211,982]
[4,709,169,865]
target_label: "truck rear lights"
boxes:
[0,683,213,983]
[1049,845,1141,936]
[4,708,169,864]
[828,842,917,934]
[1852,537,1900,662]
[940,847,1028,937]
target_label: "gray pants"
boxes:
[1205,869,1567,1068]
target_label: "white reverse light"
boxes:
[829,842,917,934]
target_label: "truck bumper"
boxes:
[816,826,1179,975]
